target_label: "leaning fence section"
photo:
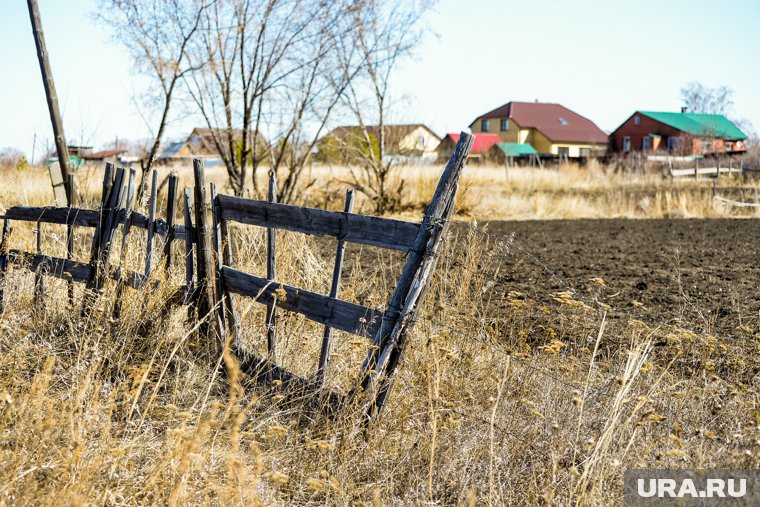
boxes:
[0,131,475,422]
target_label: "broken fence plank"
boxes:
[220,266,382,339]
[8,250,91,283]
[216,194,421,252]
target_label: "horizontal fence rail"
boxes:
[216,194,421,252]
[220,266,382,338]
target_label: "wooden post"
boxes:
[192,159,216,342]
[265,171,277,362]
[33,220,44,305]
[66,173,76,305]
[316,188,354,385]
[144,169,158,279]
[217,197,239,347]
[0,219,9,313]
[27,0,72,204]
[164,173,179,270]
[183,188,195,314]
[353,132,474,408]
[112,169,136,322]
[83,167,125,316]
[89,163,115,264]
[209,183,229,344]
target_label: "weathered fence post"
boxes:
[265,171,278,363]
[183,188,195,316]
[164,173,179,270]
[352,131,474,419]
[66,173,76,305]
[144,169,158,279]
[192,159,217,344]
[0,218,11,313]
[316,188,355,385]
[112,169,136,322]
[33,220,44,306]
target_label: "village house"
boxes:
[610,109,748,156]
[435,133,501,163]
[317,124,440,163]
[469,101,608,158]
[159,127,268,166]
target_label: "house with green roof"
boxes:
[611,109,748,156]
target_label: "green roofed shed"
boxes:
[639,111,747,140]
[495,142,539,157]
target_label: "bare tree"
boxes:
[680,82,734,115]
[97,0,208,200]
[334,0,433,214]
[184,0,362,199]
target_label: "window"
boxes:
[557,146,569,157]
[622,136,631,152]
[634,115,640,125]
[481,119,490,132]
[667,136,681,152]
[416,136,425,150]
[642,137,651,151]
[558,117,569,126]
[500,119,509,131]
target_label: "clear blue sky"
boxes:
[2,0,759,160]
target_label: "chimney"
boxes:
[681,106,688,113]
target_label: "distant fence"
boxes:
[0,131,474,422]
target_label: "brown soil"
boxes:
[484,218,760,338]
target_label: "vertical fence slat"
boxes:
[209,183,228,343]
[89,163,114,264]
[192,159,216,342]
[112,169,136,322]
[265,171,277,362]
[144,169,158,279]
[0,218,9,313]
[218,203,239,347]
[66,173,76,305]
[316,188,354,385]
[34,220,44,305]
[183,188,195,313]
[164,173,178,270]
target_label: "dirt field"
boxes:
[487,218,760,338]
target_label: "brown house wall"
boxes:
[611,114,684,153]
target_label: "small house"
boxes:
[159,127,268,165]
[435,133,501,163]
[610,109,748,155]
[469,101,608,158]
[317,124,440,163]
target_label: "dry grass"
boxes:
[0,163,757,505]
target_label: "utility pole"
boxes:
[27,0,73,204]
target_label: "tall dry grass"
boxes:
[0,163,757,505]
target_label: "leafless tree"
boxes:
[336,0,433,214]
[184,0,364,200]
[680,82,734,115]
[97,0,209,200]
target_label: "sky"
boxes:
[1,0,759,161]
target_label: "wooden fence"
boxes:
[0,131,474,421]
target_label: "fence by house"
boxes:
[0,131,474,422]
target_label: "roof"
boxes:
[638,111,747,140]
[81,149,126,160]
[444,133,501,154]
[494,142,538,157]
[326,124,439,144]
[473,101,608,144]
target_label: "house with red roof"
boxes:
[469,101,608,158]
[435,133,501,163]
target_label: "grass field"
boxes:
[0,162,757,505]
